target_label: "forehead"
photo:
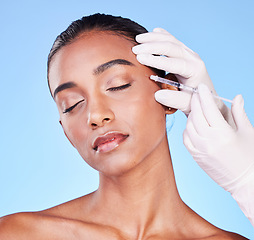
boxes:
[48,32,137,93]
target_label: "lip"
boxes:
[92,131,129,153]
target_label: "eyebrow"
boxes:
[53,59,135,98]
[93,59,134,75]
[53,82,77,98]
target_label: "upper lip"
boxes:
[92,131,129,151]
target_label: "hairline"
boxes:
[47,30,138,98]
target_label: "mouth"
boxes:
[92,132,129,153]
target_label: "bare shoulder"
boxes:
[182,208,249,240]
[0,193,123,240]
[206,230,249,240]
[0,212,46,239]
[0,196,87,239]
[0,211,80,239]
[0,211,122,240]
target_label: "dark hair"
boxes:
[47,13,164,94]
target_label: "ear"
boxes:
[160,73,178,115]
[59,120,75,148]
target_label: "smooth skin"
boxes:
[0,31,247,239]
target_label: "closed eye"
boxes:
[106,83,131,91]
[63,99,85,114]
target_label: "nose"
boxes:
[87,98,115,129]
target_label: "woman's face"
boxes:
[49,31,168,176]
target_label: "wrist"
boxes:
[230,168,254,226]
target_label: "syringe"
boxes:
[150,75,233,103]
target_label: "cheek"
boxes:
[61,116,88,148]
[115,89,166,137]
[140,100,166,138]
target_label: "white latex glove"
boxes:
[132,28,233,125]
[183,83,254,226]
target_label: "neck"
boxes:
[90,136,189,238]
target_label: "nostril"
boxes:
[89,116,112,129]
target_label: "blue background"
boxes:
[0,0,253,238]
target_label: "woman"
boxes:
[0,13,247,239]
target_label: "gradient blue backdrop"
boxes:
[0,0,253,238]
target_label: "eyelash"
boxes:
[107,83,131,91]
[63,83,131,114]
[63,99,85,114]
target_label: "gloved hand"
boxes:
[183,83,254,226]
[132,28,234,125]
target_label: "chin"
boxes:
[97,154,141,177]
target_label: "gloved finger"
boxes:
[135,31,189,50]
[136,31,178,43]
[191,94,234,139]
[183,129,200,155]
[132,41,189,59]
[155,89,191,113]
[189,93,211,136]
[197,84,228,128]
[153,27,170,34]
[136,54,192,78]
[185,112,210,152]
[152,28,194,53]
[231,94,253,130]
